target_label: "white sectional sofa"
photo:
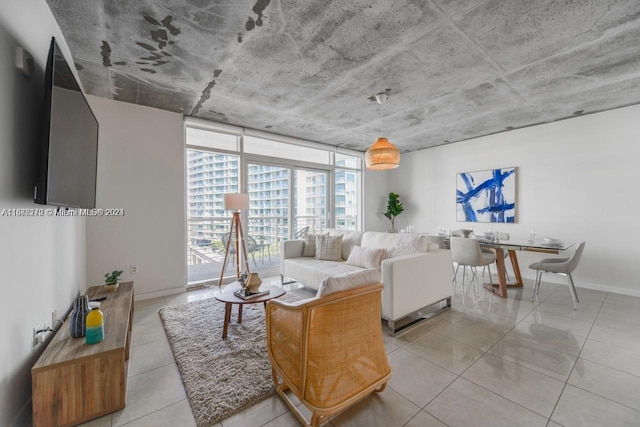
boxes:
[281,229,453,334]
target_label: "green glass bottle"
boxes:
[85,302,104,345]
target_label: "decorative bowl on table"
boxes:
[473,232,490,240]
[542,237,563,246]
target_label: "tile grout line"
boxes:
[406,288,547,423]
[546,290,607,423]
[448,292,559,421]
[116,398,191,427]
[413,284,581,424]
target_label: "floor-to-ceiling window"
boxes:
[335,153,362,230]
[246,162,290,275]
[185,119,363,285]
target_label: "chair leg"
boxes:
[452,262,458,285]
[453,264,460,291]
[462,266,467,295]
[531,271,541,302]
[485,264,495,301]
[310,414,322,427]
[567,273,579,310]
[471,267,479,300]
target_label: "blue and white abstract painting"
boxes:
[456,168,516,223]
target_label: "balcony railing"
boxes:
[187,215,358,283]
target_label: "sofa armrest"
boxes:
[380,249,452,321]
[282,239,304,259]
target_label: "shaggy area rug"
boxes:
[159,292,301,427]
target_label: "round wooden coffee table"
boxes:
[215,282,286,339]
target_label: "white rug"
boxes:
[159,292,300,427]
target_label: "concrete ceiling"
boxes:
[47,0,640,152]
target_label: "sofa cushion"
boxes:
[283,258,363,290]
[391,234,422,257]
[346,246,386,269]
[316,268,381,297]
[339,230,364,260]
[302,234,318,257]
[315,234,343,260]
[361,232,398,251]
[323,229,364,260]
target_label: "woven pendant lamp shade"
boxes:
[365,137,400,170]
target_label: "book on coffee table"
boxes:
[233,289,270,300]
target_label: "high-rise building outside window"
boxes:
[185,122,362,285]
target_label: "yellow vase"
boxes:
[86,304,104,345]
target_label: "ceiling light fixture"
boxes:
[365,92,400,170]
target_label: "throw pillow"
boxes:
[345,245,386,269]
[302,234,318,257]
[316,268,381,297]
[391,233,422,258]
[315,234,343,261]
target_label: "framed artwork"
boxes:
[456,167,516,223]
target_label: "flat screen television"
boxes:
[34,37,99,209]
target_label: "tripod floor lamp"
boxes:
[219,193,250,287]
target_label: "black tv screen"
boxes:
[35,38,98,209]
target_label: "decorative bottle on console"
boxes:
[85,302,104,345]
[69,295,90,338]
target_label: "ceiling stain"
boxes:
[247,0,271,29]
[161,15,181,36]
[191,69,223,116]
[100,41,111,67]
[136,42,157,51]
[136,12,181,72]
[47,0,640,152]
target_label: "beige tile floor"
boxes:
[81,276,640,427]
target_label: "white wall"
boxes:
[0,2,87,426]
[363,168,393,231]
[86,97,186,299]
[391,105,640,295]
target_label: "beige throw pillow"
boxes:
[346,246,385,269]
[390,234,422,258]
[302,234,317,257]
[315,234,343,261]
[316,268,381,297]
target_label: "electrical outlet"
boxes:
[130,264,137,274]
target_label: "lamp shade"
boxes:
[223,193,249,211]
[365,137,400,170]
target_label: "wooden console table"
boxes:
[32,281,134,427]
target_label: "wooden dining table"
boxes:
[475,239,573,298]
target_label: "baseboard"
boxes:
[521,272,640,297]
[134,286,186,301]
[10,397,31,427]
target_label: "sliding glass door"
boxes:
[186,148,239,284]
[185,124,363,285]
[246,163,290,275]
[294,168,329,235]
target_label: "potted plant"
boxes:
[384,192,404,233]
[104,270,123,292]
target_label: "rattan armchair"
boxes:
[266,283,391,426]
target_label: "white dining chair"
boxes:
[529,241,586,310]
[450,237,496,300]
